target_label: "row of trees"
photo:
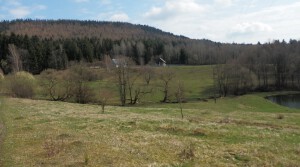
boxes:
[0,62,186,112]
[0,33,200,74]
[214,40,300,96]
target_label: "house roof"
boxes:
[112,59,125,65]
[159,58,166,63]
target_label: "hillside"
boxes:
[0,20,299,93]
[0,94,299,166]
[0,20,187,40]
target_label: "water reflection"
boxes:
[266,94,300,109]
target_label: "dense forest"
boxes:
[0,20,300,93]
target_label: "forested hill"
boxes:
[0,19,220,74]
[0,20,300,92]
[0,20,187,40]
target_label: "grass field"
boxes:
[0,93,299,166]
[0,66,299,166]
[88,65,215,104]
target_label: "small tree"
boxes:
[158,68,176,103]
[69,65,95,104]
[8,44,23,73]
[141,66,155,85]
[99,90,112,113]
[6,71,36,98]
[113,56,134,106]
[126,67,152,105]
[104,55,113,72]
[40,69,73,101]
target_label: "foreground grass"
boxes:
[0,94,299,166]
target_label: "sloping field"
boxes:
[0,94,299,166]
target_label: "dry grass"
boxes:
[0,97,299,166]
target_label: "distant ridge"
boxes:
[0,19,189,40]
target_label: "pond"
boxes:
[266,94,300,109]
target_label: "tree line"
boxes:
[0,20,300,95]
[214,40,300,96]
[0,32,218,74]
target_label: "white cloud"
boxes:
[109,13,129,22]
[3,0,47,19]
[9,6,30,18]
[144,0,207,20]
[6,0,21,6]
[33,5,47,10]
[214,0,233,7]
[226,2,300,43]
[141,0,300,43]
[231,22,273,35]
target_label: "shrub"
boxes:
[6,71,36,98]
[15,71,36,81]
[69,65,102,81]
[40,69,74,101]
[73,83,95,104]
[69,65,96,104]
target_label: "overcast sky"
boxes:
[0,0,299,43]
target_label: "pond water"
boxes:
[266,94,300,109]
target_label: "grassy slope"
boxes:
[0,66,299,166]
[0,95,299,166]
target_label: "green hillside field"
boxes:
[0,66,299,166]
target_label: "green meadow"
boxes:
[0,66,299,166]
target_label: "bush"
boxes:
[15,71,36,81]
[69,66,96,104]
[40,69,74,101]
[6,71,36,98]
[69,65,102,81]
[73,83,95,104]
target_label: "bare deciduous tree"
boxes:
[127,69,152,105]
[114,56,132,106]
[99,89,113,113]
[141,66,155,85]
[69,65,95,104]
[8,44,22,73]
[136,41,145,65]
[40,69,73,101]
[158,68,175,103]
[104,55,113,72]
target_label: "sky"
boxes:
[0,0,300,44]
